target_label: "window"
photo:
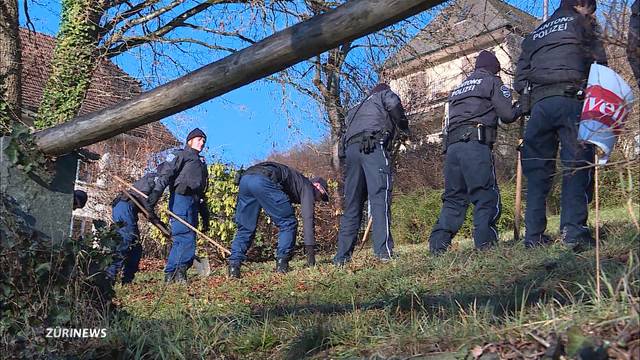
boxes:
[77,159,99,184]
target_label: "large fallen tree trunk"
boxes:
[35,0,444,155]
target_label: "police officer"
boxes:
[514,0,607,249]
[333,83,409,265]
[227,162,329,278]
[429,51,520,255]
[146,128,210,283]
[106,169,169,284]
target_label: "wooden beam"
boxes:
[36,0,444,155]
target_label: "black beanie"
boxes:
[186,128,206,143]
[371,83,390,94]
[475,50,501,74]
[561,0,596,13]
[310,177,330,202]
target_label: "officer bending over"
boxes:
[227,162,329,278]
[515,0,607,249]
[145,128,211,283]
[333,83,409,265]
[107,167,168,284]
[429,50,520,255]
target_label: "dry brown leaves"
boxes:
[469,320,639,360]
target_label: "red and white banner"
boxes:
[578,64,634,164]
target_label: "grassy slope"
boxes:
[104,207,639,359]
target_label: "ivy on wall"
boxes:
[35,0,102,129]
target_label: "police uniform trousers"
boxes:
[107,199,143,283]
[165,193,198,274]
[522,96,594,247]
[334,141,394,263]
[429,141,501,253]
[229,174,298,264]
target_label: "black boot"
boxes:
[276,258,290,273]
[305,245,316,267]
[174,267,188,284]
[228,262,241,279]
[164,271,176,283]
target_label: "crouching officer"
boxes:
[333,83,409,265]
[227,162,329,278]
[106,169,169,284]
[429,50,521,255]
[145,128,210,283]
[515,0,607,249]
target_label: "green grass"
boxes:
[100,207,639,359]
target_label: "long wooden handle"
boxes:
[359,216,373,251]
[514,147,523,242]
[594,152,601,302]
[120,189,171,238]
[113,175,231,256]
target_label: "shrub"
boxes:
[0,194,117,357]
[392,182,519,244]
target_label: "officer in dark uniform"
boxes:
[514,0,607,249]
[333,83,409,265]
[227,162,329,278]
[429,50,520,255]
[629,0,639,87]
[106,168,169,284]
[146,128,210,283]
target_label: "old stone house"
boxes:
[381,0,538,189]
[19,29,179,238]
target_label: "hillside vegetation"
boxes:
[100,207,639,359]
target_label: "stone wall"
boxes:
[1,136,77,241]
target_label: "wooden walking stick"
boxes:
[113,175,231,257]
[594,151,602,302]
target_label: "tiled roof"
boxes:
[384,0,538,69]
[19,28,178,145]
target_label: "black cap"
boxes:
[475,50,501,74]
[310,177,329,202]
[186,128,206,143]
[73,190,88,210]
[561,0,596,13]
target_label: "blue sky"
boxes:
[22,1,329,167]
[22,0,555,167]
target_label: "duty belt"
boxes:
[345,130,394,154]
[345,131,380,147]
[445,124,496,148]
[531,82,585,105]
[243,165,281,184]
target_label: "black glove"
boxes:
[518,88,531,116]
[146,190,162,211]
[148,212,168,231]
[512,102,524,122]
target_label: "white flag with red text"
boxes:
[578,63,635,164]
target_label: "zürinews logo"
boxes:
[46,328,108,338]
